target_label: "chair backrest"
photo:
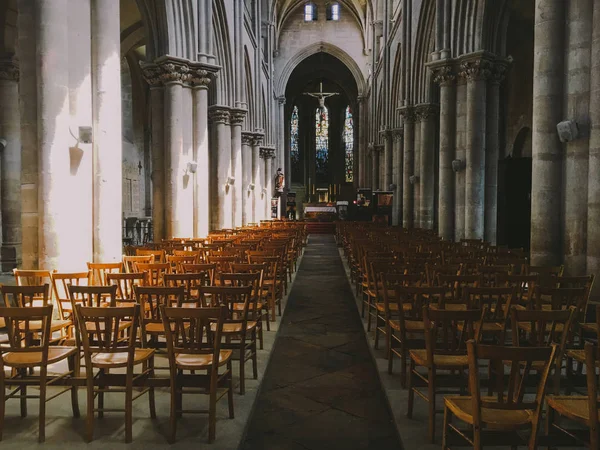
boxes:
[198,285,254,324]
[136,248,165,263]
[584,341,599,433]
[135,262,171,286]
[230,263,266,277]
[87,262,123,286]
[160,305,227,377]
[172,250,203,263]
[134,286,185,324]
[394,285,448,327]
[13,269,55,287]
[247,256,278,279]
[75,304,139,365]
[51,271,91,318]
[207,255,237,273]
[1,284,50,308]
[181,263,216,285]
[123,255,153,273]
[477,265,514,286]
[510,306,576,350]
[462,286,517,328]
[423,306,484,360]
[106,272,147,300]
[0,305,53,360]
[425,263,462,286]
[219,272,262,319]
[524,264,565,287]
[466,341,555,447]
[495,273,539,308]
[164,273,207,305]
[68,284,118,309]
[437,274,482,302]
[166,255,198,273]
[533,286,589,317]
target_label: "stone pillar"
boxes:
[92,0,122,262]
[277,97,287,216]
[251,131,264,223]
[370,143,379,191]
[230,108,246,228]
[0,56,22,270]
[418,104,437,230]
[191,70,211,238]
[382,128,393,189]
[401,107,416,228]
[531,0,565,266]
[241,132,254,225]
[36,0,72,269]
[485,62,507,245]
[455,79,467,241]
[460,55,490,240]
[209,106,232,230]
[264,148,275,219]
[564,0,592,275]
[258,147,269,222]
[413,113,422,227]
[433,64,457,241]
[358,96,368,187]
[392,128,404,226]
[587,0,600,294]
[18,0,38,268]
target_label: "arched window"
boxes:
[326,3,340,21]
[315,106,329,181]
[344,106,354,182]
[290,105,301,182]
[304,3,317,21]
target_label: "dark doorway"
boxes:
[497,157,532,252]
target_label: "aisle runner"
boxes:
[239,235,402,450]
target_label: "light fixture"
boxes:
[451,159,465,173]
[186,161,198,174]
[0,139,6,150]
[247,183,255,191]
[261,187,267,195]
[409,175,419,185]
[138,161,143,174]
[226,176,235,186]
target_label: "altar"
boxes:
[303,203,337,221]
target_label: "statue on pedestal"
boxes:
[275,168,285,196]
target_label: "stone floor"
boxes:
[239,235,402,450]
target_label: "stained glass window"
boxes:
[290,105,300,182]
[315,106,329,182]
[344,106,354,182]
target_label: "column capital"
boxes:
[431,63,456,86]
[208,105,230,125]
[458,52,495,81]
[140,57,219,88]
[415,104,438,121]
[0,55,19,82]
[252,131,264,147]
[374,144,384,153]
[357,95,367,104]
[260,146,276,160]
[241,131,254,146]
[490,57,512,86]
[398,105,417,124]
[190,69,212,88]
[379,128,392,141]
[392,128,404,141]
[230,108,247,125]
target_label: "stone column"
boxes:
[92,0,122,261]
[401,107,416,228]
[141,66,165,242]
[191,69,211,238]
[531,0,565,266]
[277,97,287,216]
[18,0,38,268]
[485,61,507,245]
[418,104,437,230]
[455,79,467,241]
[357,96,368,187]
[36,0,72,269]
[259,147,269,222]
[241,132,254,225]
[382,128,393,189]
[230,108,246,228]
[392,128,404,226]
[370,143,379,191]
[564,0,592,275]
[413,113,422,227]
[460,55,490,240]
[251,131,264,223]
[433,64,457,241]
[587,0,600,294]
[209,106,232,230]
[0,56,22,270]
[376,144,385,190]
[264,148,275,219]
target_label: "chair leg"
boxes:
[387,333,395,374]
[264,307,271,331]
[208,387,217,443]
[125,371,133,443]
[374,316,380,349]
[239,346,246,395]
[442,406,451,450]
[400,343,407,388]
[68,355,80,418]
[428,368,436,444]
[85,376,95,442]
[0,369,4,441]
[19,369,27,418]
[148,358,156,419]
[38,367,47,443]
[98,369,105,418]
[252,334,258,380]
[227,363,234,419]
[168,378,177,444]
[407,359,415,419]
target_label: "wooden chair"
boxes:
[13,269,55,288]
[248,255,281,320]
[166,255,197,273]
[388,285,447,386]
[0,285,71,344]
[524,264,565,288]
[86,262,123,286]
[443,341,556,450]
[408,306,484,443]
[160,304,233,443]
[219,272,265,349]
[181,263,216,286]
[437,274,482,305]
[134,286,185,350]
[172,249,203,263]
[0,305,79,442]
[136,262,171,286]
[199,285,257,394]
[231,263,271,331]
[164,272,207,306]
[50,271,91,321]
[135,248,165,263]
[208,255,237,274]
[496,273,539,308]
[461,286,517,342]
[546,341,599,449]
[122,255,153,273]
[509,306,576,394]
[74,304,155,443]
[106,272,147,301]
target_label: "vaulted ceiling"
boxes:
[272,0,371,32]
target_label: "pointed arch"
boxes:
[412,0,435,104]
[211,0,233,106]
[243,46,254,130]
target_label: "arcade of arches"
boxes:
[0,0,599,446]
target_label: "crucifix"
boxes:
[303,81,339,110]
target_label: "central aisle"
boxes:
[239,235,402,450]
